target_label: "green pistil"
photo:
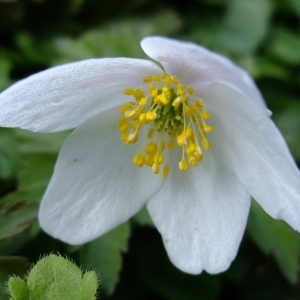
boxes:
[153,89,184,132]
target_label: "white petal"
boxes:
[141,36,266,112]
[0,58,161,132]
[147,151,250,274]
[39,107,163,244]
[203,83,300,230]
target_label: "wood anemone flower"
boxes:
[1,36,300,274]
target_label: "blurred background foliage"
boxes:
[0,0,300,299]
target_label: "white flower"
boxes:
[1,36,300,275]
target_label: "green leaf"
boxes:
[7,255,99,300]
[15,129,69,154]
[0,154,56,242]
[0,58,12,91]
[0,201,38,242]
[288,0,300,18]
[267,27,300,65]
[5,154,57,203]
[15,32,58,65]
[273,100,300,161]
[80,222,130,295]
[0,129,22,179]
[0,256,31,300]
[248,200,300,283]
[217,0,272,54]
[8,277,30,300]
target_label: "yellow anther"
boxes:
[163,165,169,178]
[171,76,179,84]
[131,109,142,120]
[148,84,155,91]
[195,146,203,161]
[196,99,204,107]
[133,153,144,167]
[180,95,187,103]
[184,105,193,117]
[120,72,212,177]
[202,110,210,119]
[185,127,193,138]
[157,94,168,105]
[124,110,135,118]
[162,87,169,93]
[162,72,168,78]
[143,75,153,82]
[118,117,127,126]
[191,105,198,112]
[203,124,213,133]
[146,142,157,154]
[152,90,159,98]
[147,127,154,138]
[187,143,196,153]
[121,132,128,141]
[168,138,175,149]
[139,113,147,124]
[152,162,160,174]
[144,155,154,166]
[146,111,157,121]
[172,97,181,108]
[179,158,188,171]
[139,97,147,106]
[133,89,144,100]
[164,77,171,84]
[153,95,160,103]
[154,153,164,165]
[188,155,198,166]
[177,134,186,146]
[124,88,134,95]
[120,104,132,113]
[126,133,138,144]
[119,123,129,132]
[202,138,210,150]
[187,86,194,94]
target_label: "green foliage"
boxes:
[7,254,99,300]
[274,100,300,161]
[0,0,300,298]
[0,201,37,242]
[80,222,130,295]
[218,0,272,54]
[0,129,22,179]
[0,59,12,91]
[8,277,30,300]
[52,9,182,64]
[0,257,31,300]
[248,201,300,283]
[267,27,300,65]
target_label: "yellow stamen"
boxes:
[143,75,153,82]
[163,165,170,178]
[119,72,213,178]
[124,88,134,95]
[179,158,188,171]
[133,153,144,167]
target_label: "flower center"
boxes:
[118,72,212,178]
